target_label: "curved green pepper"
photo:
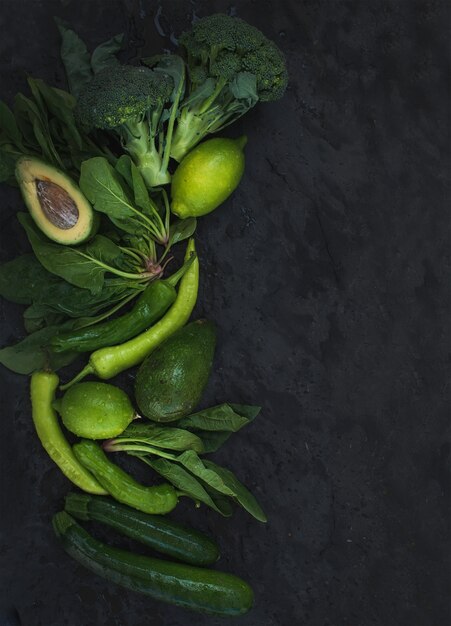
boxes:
[30,371,106,495]
[61,238,199,389]
[51,260,192,354]
[73,439,178,515]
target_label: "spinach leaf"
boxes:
[177,403,257,432]
[202,487,234,517]
[23,306,65,333]
[139,456,229,516]
[80,157,147,235]
[169,218,197,246]
[0,101,24,149]
[130,161,153,213]
[229,404,261,421]
[176,450,236,497]
[13,94,41,150]
[55,18,93,98]
[0,145,22,183]
[117,422,204,453]
[91,33,124,73]
[0,254,60,305]
[0,143,26,183]
[176,404,261,453]
[18,84,63,164]
[194,431,233,454]
[0,323,78,375]
[29,79,82,150]
[32,278,137,319]
[115,154,133,188]
[18,213,124,294]
[0,252,136,320]
[203,460,267,522]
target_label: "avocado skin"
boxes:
[135,320,216,422]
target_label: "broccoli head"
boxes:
[76,65,174,187]
[170,13,288,161]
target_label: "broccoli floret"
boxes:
[242,42,288,102]
[76,65,174,187]
[170,14,288,161]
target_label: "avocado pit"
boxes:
[36,179,79,230]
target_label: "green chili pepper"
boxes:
[51,258,194,354]
[60,238,199,389]
[73,440,178,515]
[30,371,106,495]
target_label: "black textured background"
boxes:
[0,1,449,625]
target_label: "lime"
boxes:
[59,382,135,439]
[171,136,247,218]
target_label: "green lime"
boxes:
[59,382,135,439]
[171,136,247,218]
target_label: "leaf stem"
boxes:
[105,442,176,460]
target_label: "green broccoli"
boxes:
[170,13,288,161]
[76,65,174,187]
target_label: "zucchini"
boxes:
[53,512,253,616]
[65,493,219,566]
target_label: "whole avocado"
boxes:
[135,320,216,422]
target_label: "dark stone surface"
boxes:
[0,1,449,625]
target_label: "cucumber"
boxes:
[65,493,219,566]
[53,512,253,617]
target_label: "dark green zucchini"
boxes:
[65,493,219,566]
[53,512,253,617]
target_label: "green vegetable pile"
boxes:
[0,12,287,617]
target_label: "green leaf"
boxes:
[177,403,252,432]
[203,460,267,522]
[0,254,59,305]
[176,404,260,453]
[23,306,65,333]
[30,278,136,319]
[202,487,234,517]
[0,101,24,149]
[228,403,261,421]
[119,423,204,453]
[55,18,93,98]
[181,77,216,110]
[139,456,230,516]
[193,430,232,454]
[18,213,124,295]
[115,155,133,188]
[91,33,124,73]
[29,79,83,150]
[80,157,147,235]
[176,450,236,497]
[230,72,259,107]
[13,93,62,168]
[0,145,22,184]
[13,94,40,149]
[169,217,197,246]
[0,324,78,375]
[130,161,153,213]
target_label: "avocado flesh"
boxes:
[16,156,98,245]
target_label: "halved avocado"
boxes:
[15,156,99,245]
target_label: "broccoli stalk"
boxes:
[119,117,164,187]
[170,14,288,162]
[76,65,174,187]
